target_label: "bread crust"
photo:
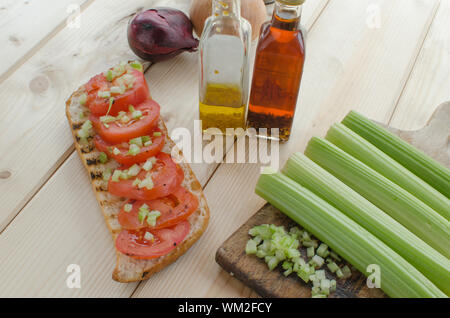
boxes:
[66,83,210,283]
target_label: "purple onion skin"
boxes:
[128,8,199,63]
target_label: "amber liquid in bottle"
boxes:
[247,5,305,142]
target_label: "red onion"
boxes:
[128,8,199,63]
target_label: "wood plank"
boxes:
[390,0,450,130]
[0,0,190,232]
[133,0,439,297]
[0,154,137,297]
[0,0,89,81]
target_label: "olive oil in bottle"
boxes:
[199,83,246,131]
[198,0,251,132]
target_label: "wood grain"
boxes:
[390,0,450,130]
[0,154,137,297]
[133,0,440,298]
[0,0,89,81]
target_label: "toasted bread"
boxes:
[66,85,210,283]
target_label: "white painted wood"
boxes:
[390,0,450,130]
[0,154,137,297]
[0,0,88,81]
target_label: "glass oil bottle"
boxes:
[247,0,306,142]
[198,0,252,133]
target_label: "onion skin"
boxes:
[189,0,268,41]
[128,8,199,63]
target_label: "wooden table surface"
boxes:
[0,0,449,297]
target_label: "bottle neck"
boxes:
[213,0,241,19]
[272,1,302,31]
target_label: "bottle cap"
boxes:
[278,0,306,5]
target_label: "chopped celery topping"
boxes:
[79,93,87,106]
[102,168,112,181]
[110,85,126,95]
[147,210,161,227]
[129,137,144,147]
[144,231,154,241]
[132,110,143,119]
[104,69,114,82]
[112,147,121,155]
[142,136,151,143]
[153,131,162,137]
[142,157,156,171]
[100,115,116,124]
[246,224,351,298]
[138,204,150,223]
[78,120,92,139]
[98,91,111,99]
[98,152,108,164]
[111,170,122,182]
[123,204,133,213]
[127,164,141,177]
[105,97,115,116]
[130,61,144,72]
[128,144,140,156]
[138,175,153,190]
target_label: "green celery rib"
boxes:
[325,123,450,221]
[282,153,450,295]
[342,111,450,198]
[255,172,445,298]
[305,137,450,258]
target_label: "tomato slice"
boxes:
[108,153,181,200]
[118,186,199,230]
[93,130,165,166]
[90,100,160,144]
[86,69,150,116]
[116,221,190,259]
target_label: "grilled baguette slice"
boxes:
[66,86,210,283]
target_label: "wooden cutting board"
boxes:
[215,102,450,298]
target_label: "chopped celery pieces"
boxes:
[283,153,450,296]
[326,123,450,221]
[342,111,450,198]
[255,172,445,298]
[305,137,450,259]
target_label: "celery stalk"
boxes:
[283,153,450,295]
[326,123,450,221]
[255,172,445,298]
[342,111,450,198]
[305,137,450,258]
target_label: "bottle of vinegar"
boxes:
[247,0,306,142]
[198,0,252,133]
